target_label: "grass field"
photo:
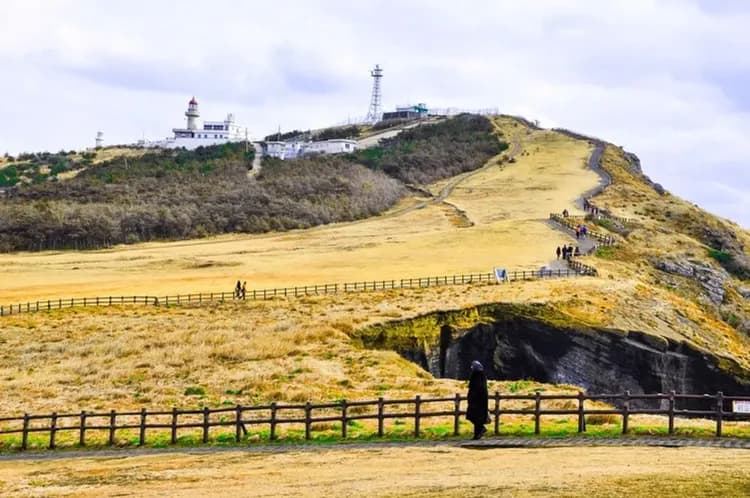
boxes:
[1,445,749,497]
[0,118,599,303]
[2,116,750,498]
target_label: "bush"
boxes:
[315,125,361,141]
[184,386,206,396]
[708,249,733,265]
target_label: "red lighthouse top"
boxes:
[189,96,198,105]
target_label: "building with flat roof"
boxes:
[142,97,250,150]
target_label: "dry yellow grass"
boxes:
[0,279,616,413]
[0,118,597,303]
[2,273,748,416]
[1,446,748,497]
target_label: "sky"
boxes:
[1,0,748,227]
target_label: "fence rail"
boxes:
[1,391,749,451]
[549,213,616,246]
[0,268,591,318]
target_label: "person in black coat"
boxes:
[466,360,489,440]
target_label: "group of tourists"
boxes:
[556,245,580,260]
[582,198,601,215]
[234,280,247,300]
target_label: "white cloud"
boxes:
[1,0,748,227]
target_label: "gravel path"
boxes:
[2,436,747,462]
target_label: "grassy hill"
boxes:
[0,115,504,251]
[0,114,748,437]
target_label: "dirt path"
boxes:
[1,442,748,497]
[1,436,748,463]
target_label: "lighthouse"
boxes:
[185,97,200,130]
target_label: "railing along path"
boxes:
[1,391,748,451]
[0,268,589,317]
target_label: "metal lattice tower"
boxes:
[365,64,383,124]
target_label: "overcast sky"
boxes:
[1,0,748,227]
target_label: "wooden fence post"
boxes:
[668,391,675,435]
[378,397,385,437]
[49,412,58,449]
[270,402,277,441]
[305,402,312,440]
[79,410,87,446]
[453,393,461,436]
[414,395,421,438]
[171,407,178,444]
[622,390,630,435]
[21,414,29,450]
[139,408,147,446]
[578,392,586,433]
[534,392,541,435]
[341,400,348,439]
[202,407,210,443]
[494,391,501,435]
[235,405,243,442]
[108,409,116,446]
[716,391,724,437]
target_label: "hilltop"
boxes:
[0,115,504,251]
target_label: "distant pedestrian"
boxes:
[562,209,569,218]
[235,280,242,299]
[574,246,581,257]
[466,360,489,440]
[556,246,561,259]
[241,281,247,300]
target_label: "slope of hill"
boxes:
[0,115,505,251]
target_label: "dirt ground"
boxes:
[0,121,599,303]
[0,445,748,497]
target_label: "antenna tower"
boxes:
[365,64,383,124]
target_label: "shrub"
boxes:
[184,386,206,396]
[708,249,733,265]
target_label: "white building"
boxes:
[262,138,357,160]
[143,97,250,150]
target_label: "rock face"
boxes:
[740,288,750,300]
[700,226,750,280]
[398,318,749,410]
[655,258,729,304]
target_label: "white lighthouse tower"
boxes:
[185,97,200,130]
[95,131,104,149]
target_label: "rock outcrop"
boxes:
[358,305,750,410]
[655,258,729,304]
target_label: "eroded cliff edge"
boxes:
[353,303,750,407]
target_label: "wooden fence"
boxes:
[2,391,748,451]
[549,213,616,246]
[583,198,636,226]
[0,268,590,318]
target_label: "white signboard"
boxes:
[732,401,750,413]
[494,268,508,283]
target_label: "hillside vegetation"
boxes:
[0,115,504,252]
[354,113,507,185]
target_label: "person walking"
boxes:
[241,281,247,300]
[235,280,242,299]
[556,246,561,259]
[466,360,489,440]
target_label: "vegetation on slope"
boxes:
[353,113,507,185]
[0,115,503,252]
